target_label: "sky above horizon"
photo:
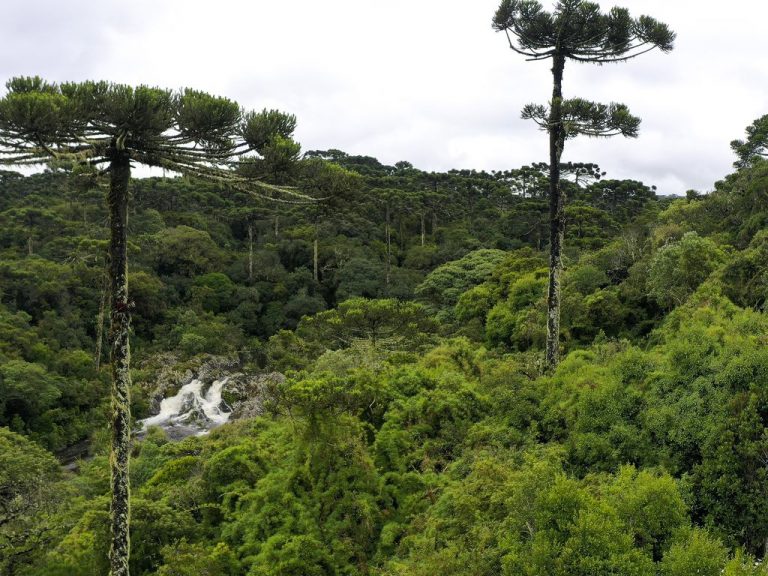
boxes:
[2,1,766,195]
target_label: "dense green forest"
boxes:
[2,119,768,573]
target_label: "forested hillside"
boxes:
[0,157,656,452]
[2,126,768,574]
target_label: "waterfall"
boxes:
[139,377,231,438]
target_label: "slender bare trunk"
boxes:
[545,53,566,371]
[385,204,391,291]
[274,215,279,239]
[27,234,32,256]
[313,237,319,282]
[537,223,543,251]
[248,223,254,282]
[420,213,425,246]
[94,270,108,371]
[467,191,474,234]
[108,151,132,576]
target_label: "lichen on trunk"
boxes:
[94,268,108,371]
[545,53,566,371]
[108,150,132,576]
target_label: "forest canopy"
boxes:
[1,4,768,574]
[2,133,768,574]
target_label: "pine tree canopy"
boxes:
[492,0,675,62]
[0,76,309,201]
[731,114,768,168]
[522,98,640,138]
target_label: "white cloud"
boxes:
[1,0,766,194]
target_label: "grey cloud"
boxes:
[2,0,766,195]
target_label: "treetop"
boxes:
[731,114,768,168]
[0,77,299,186]
[492,0,675,62]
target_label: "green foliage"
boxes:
[130,271,168,338]
[723,551,768,576]
[153,226,224,277]
[0,428,63,574]
[241,109,298,153]
[648,232,726,309]
[32,503,111,576]
[298,297,436,351]
[0,152,667,455]
[191,272,237,313]
[485,271,547,350]
[266,329,324,372]
[0,354,103,450]
[247,534,336,576]
[18,274,768,574]
[335,257,387,300]
[523,97,641,139]
[164,309,245,357]
[493,0,675,369]
[153,540,240,576]
[660,529,728,576]
[455,283,494,325]
[565,201,619,249]
[415,249,508,313]
[731,116,768,168]
[492,0,675,60]
[0,359,62,420]
[385,449,691,576]
[0,78,301,185]
[4,93,768,576]
[720,229,768,309]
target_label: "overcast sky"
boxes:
[2,1,766,195]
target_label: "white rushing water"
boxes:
[139,377,231,437]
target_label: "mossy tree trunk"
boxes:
[107,147,132,576]
[313,236,319,282]
[492,2,673,369]
[545,53,566,371]
[94,267,108,371]
[385,203,391,291]
[0,79,308,576]
[248,222,254,282]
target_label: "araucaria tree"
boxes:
[731,114,768,168]
[493,0,674,369]
[0,77,306,576]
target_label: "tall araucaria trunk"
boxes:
[313,236,319,282]
[385,204,391,291]
[108,148,132,576]
[248,223,254,282]
[94,268,108,371]
[545,53,566,371]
